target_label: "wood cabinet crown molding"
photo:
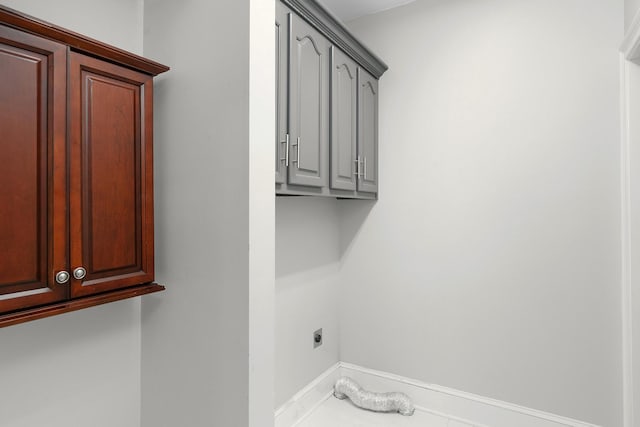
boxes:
[281,0,388,79]
[0,5,169,75]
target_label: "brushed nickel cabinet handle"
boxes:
[279,134,290,166]
[363,157,367,180]
[291,136,301,168]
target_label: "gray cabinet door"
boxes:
[357,68,378,193]
[275,2,289,184]
[288,13,328,188]
[330,46,357,191]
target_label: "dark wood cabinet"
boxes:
[0,25,68,313]
[69,52,155,298]
[0,6,169,327]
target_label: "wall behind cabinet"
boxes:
[623,0,640,423]
[627,0,640,31]
[341,0,622,426]
[142,0,275,426]
[275,198,341,408]
[0,1,143,426]
[1,0,143,53]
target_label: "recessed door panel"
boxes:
[288,14,328,188]
[69,52,154,297]
[358,69,378,194]
[86,77,138,272]
[0,25,67,312]
[330,47,357,191]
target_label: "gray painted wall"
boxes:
[624,25,640,427]
[141,1,274,426]
[1,0,144,53]
[626,0,640,31]
[340,1,623,425]
[627,61,640,427]
[275,197,341,408]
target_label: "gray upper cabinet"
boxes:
[330,46,358,191]
[275,2,289,184]
[288,12,329,188]
[357,68,378,194]
[276,0,387,199]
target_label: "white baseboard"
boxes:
[274,362,342,427]
[274,362,601,427]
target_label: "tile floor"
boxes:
[297,396,476,427]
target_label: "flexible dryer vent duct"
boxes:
[333,376,415,416]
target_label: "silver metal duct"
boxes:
[333,376,415,416]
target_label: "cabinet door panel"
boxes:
[69,52,154,298]
[288,14,328,188]
[0,26,67,311]
[330,47,357,191]
[275,3,289,184]
[358,69,378,193]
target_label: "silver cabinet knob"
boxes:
[55,271,70,284]
[73,267,87,280]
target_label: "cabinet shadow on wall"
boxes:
[275,197,376,279]
[338,199,376,259]
[0,300,140,368]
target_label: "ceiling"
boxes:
[316,0,417,22]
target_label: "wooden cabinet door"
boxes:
[357,68,379,194]
[275,2,289,184]
[288,13,328,188]
[330,47,358,191]
[69,52,154,298]
[0,26,68,312]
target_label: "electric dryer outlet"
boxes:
[313,329,323,348]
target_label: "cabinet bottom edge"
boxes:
[0,282,165,328]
